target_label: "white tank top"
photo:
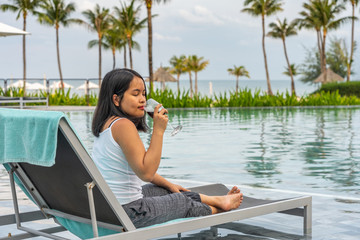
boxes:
[92,118,143,204]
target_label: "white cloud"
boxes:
[76,0,96,12]
[178,5,261,29]
[179,5,224,26]
[154,33,181,42]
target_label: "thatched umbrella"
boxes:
[153,66,176,90]
[314,68,344,84]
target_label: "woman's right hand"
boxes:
[152,104,168,135]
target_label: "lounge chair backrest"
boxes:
[8,118,135,231]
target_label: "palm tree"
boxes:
[114,0,147,70]
[0,0,43,96]
[343,0,359,81]
[317,0,350,82]
[187,55,209,96]
[242,0,283,96]
[169,55,186,92]
[82,4,110,86]
[38,0,80,90]
[138,0,170,96]
[283,64,299,77]
[299,0,350,82]
[297,1,323,75]
[184,56,194,98]
[227,65,250,92]
[267,18,298,96]
[103,28,125,70]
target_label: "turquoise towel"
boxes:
[0,108,65,167]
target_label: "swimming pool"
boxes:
[65,107,360,199]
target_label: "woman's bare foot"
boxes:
[228,186,241,195]
[200,191,244,214]
[218,193,243,211]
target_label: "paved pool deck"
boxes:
[1,175,359,239]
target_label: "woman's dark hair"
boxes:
[92,68,148,137]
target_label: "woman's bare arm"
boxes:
[112,104,168,182]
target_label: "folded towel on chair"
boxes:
[0,108,65,167]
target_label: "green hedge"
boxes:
[313,81,360,97]
[2,86,360,107]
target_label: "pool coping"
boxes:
[15,104,360,112]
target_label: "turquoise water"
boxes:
[67,107,360,199]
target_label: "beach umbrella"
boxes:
[0,22,30,37]
[77,81,99,95]
[27,82,46,90]
[77,81,99,90]
[9,80,32,88]
[50,81,74,89]
[314,68,344,84]
[153,66,177,91]
[9,80,46,91]
[153,66,177,82]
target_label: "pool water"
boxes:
[1,106,360,239]
[66,107,360,199]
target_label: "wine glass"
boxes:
[144,98,182,136]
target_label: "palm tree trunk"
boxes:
[189,72,193,98]
[23,13,27,97]
[112,47,116,69]
[282,38,296,96]
[195,71,198,95]
[146,1,154,96]
[261,15,272,95]
[177,73,180,92]
[322,30,327,83]
[128,37,133,69]
[56,26,64,90]
[347,4,355,82]
[98,37,102,87]
[317,30,323,74]
[236,76,239,92]
[124,46,127,68]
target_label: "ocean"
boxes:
[0,79,319,97]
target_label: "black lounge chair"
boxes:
[0,114,312,239]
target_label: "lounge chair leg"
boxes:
[85,182,99,238]
[210,226,219,237]
[304,200,312,235]
[9,168,21,229]
[9,167,68,240]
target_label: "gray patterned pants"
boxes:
[122,184,212,228]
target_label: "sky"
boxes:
[0,0,359,81]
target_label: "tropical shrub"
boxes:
[1,86,359,108]
[313,81,360,97]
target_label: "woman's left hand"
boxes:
[168,183,190,193]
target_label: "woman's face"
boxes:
[118,76,146,118]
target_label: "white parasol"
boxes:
[77,81,99,90]
[9,80,31,88]
[0,22,30,37]
[8,80,45,91]
[50,81,74,89]
[77,81,99,94]
[27,82,46,90]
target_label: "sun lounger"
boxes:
[0,109,312,239]
[0,96,48,109]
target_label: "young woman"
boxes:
[91,68,243,228]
